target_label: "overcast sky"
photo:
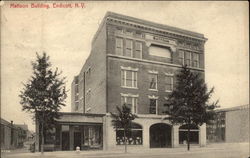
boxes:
[1,1,249,131]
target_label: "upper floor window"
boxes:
[121,94,138,114]
[135,32,143,38]
[121,67,138,88]
[125,39,133,57]
[134,41,142,59]
[178,50,185,65]
[148,95,158,114]
[125,30,133,36]
[116,38,123,56]
[165,74,174,92]
[75,101,79,111]
[75,84,79,94]
[149,73,158,90]
[116,27,123,34]
[192,53,199,68]
[185,51,192,66]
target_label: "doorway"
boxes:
[150,123,172,148]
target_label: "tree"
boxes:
[164,65,218,151]
[19,52,67,154]
[110,104,137,153]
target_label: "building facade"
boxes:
[0,119,28,150]
[38,12,208,151]
[207,105,249,143]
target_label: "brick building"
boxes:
[37,12,208,151]
[207,105,249,143]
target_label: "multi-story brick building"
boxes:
[37,12,208,151]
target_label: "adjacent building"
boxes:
[37,12,208,151]
[0,119,28,150]
[207,104,249,143]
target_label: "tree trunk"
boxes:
[187,124,190,151]
[123,129,127,153]
[187,117,191,151]
[41,122,44,154]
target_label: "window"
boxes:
[149,99,157,114]
[121,68,137,88]
[185,51,191,66]
[75,101,79,111]
[149,73,157,90]
[116,123,142,145]
[134,42,142,59]
[116,38,123,56]
[192,53,199,67]
[116,27,123,34]
[125,39,133,57]
[75,85,79,94]
[178,50,185,65]
[121,94,138,114]
[165,75,173,92]
[1,125,4,144]
[125,30,133,36]
[135,32,143,38]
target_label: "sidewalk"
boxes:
[2,143,249,158]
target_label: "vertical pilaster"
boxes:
[172,125,179,148]
[106,115,116,150]
[143,124,150,148]
[199,124,206,147]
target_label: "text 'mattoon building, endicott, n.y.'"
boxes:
[36,12,207,151]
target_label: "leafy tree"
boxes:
[19,52,67,153]
[164,65,218,151]
[110,104,137,153]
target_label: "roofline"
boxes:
[215,104,249,112]
[91,11,207,47]
[105,11,206,39]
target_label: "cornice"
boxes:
[106,17,207,42]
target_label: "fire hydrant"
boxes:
[76,146,80,153]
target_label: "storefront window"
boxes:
[116,123,143,145]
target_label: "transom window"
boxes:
[121,68,138,88]
[125,39,133,57]
[149,73,157,90]
[121,94,138,114]
[116,38,123,56]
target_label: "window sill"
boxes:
[121,86,138,89]
[149,89,158,92]
[165,90,173,93]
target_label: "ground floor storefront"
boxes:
[35,113,206,151]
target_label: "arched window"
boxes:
[116,123,143,145]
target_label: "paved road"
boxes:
[1,143,249,158]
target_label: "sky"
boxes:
[1,1,249,131]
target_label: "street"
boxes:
[1,143,249,158]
